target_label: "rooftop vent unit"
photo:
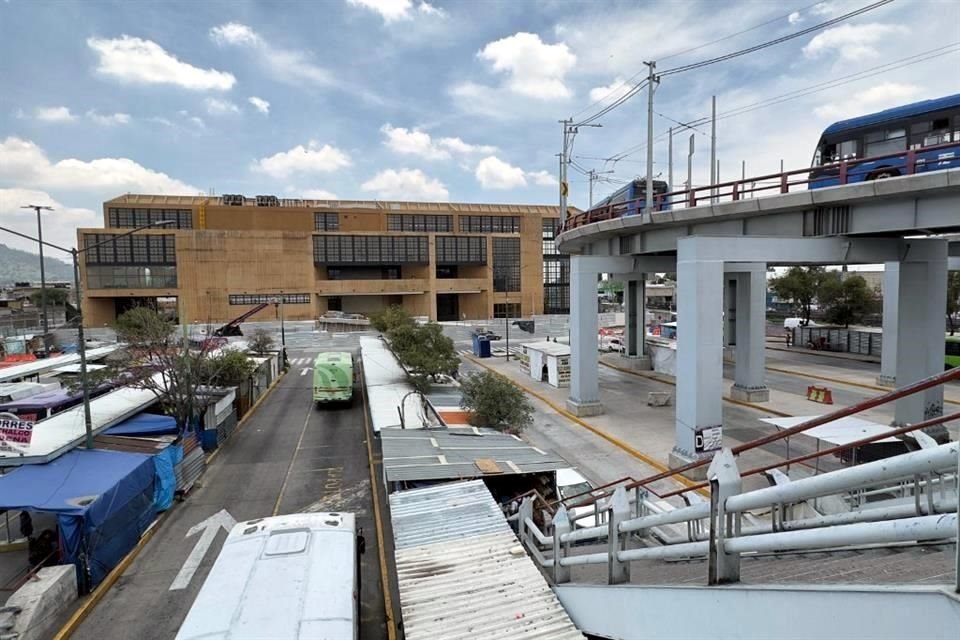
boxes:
[256,195,280,207]
[222,194,244,206]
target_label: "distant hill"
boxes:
[0,244,74,286]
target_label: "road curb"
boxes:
[599,360,794,419]
[359,362,398,640]
[53,369,288,639]
[463,354,702,491]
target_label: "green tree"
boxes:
[369,305,415,333]
[388,322,459,382]
[459,371,533,434]
[248,328,275,355]
[30,288,70,307]
[201,350,256,386]
[818,273,877,327]
[769,266,826,322]
[947,272,960,336]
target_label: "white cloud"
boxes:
[475,156,527,189]
[803,23,908,62]
[477,32,576,100]
[380,124,497,160]
[204,97,241,116]
[33,106,77,122]
[248,96,270,115]
[345,0,445,22]
[588,78,631,104]
[300,189,339,200]
[210,23,333,86]
[0,188,100,255]
[813,82,922,121]
[87,110,131,126]
[252,141,352,179]
[0,137,200,194]
[788,11,802,25]
[361,168,448,200]
[87,35,235,90]
[527,170,557,186]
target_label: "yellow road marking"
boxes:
[360,363,398,640]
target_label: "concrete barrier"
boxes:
[0,565,77,640]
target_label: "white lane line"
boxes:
[300,367,310,376]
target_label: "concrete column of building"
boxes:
[730,264,769,402]
[894,254,948,428]
[672,242,725,477]
[877,262,899,387]
[723,276,736,349]
[567,255,603,417]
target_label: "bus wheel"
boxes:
[867,168,899,180]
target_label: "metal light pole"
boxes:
[644,60,659,221]
[0,220,173,448]
[21,205,54,337]
[686,133,696,195]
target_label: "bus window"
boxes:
[865,128,906,156]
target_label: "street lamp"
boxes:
[271,292,288,370]
[21,205,54,337]
[0,220,174,448]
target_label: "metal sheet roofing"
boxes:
[360,337,434,431]
[381,428,567,482]
[0,346,119,383]
[390,480,584,640]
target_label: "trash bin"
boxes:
[472,334,491,358]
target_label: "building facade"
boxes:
[78,194,571,327]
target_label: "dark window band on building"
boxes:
[228,293,310,305]
[108,208,193,229]
[86,266,178,289]
[493,303,521,318]
[542,218,569,314]
[459,215,520,233]
[387,214,452,233]
[493,237,520,292]
[435,236,487,265]
[313,235,428,264]
[83,234,176,265]
[314,212,339,231]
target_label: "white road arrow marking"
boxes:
[300,367,310,376]
[169,509,237,591]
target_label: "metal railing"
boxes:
[512,365,960,589]
[561,142,960,233]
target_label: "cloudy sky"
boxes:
[1,0,958,259]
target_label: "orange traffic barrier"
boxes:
[806,385,834,405]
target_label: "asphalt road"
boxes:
[70,349,389,640]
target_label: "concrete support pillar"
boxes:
[723,277,737,348]
[894,255,948,427]
[730,265,769,402]
[623,278,652,369]
[567,256,603,416]
[672,243,724,476]
[877,262,899,387]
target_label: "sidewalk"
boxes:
[765,340,881,364]
[465,354,850,493]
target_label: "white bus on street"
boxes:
[176,512,363,640]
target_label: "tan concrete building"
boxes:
[78,194,571,327]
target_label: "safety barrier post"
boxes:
[707,448,742,585]
[838,161,848,184]
[906,150,916,175]
[779,173,789,194]
[608,487,631,585]
[553,506,571,584]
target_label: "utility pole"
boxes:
[686,133,695,196]
[710,95,717,203]
[559,119,572,222]
[22,205,53,338]
[588,169,595,208]
[644,61,658,221]
[668,127,674,192]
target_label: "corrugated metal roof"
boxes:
[0,346,119,383]
[360,337,436,431]
[390,481,584,640]
[381,428,567,482]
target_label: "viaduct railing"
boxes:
[511,366,960,590]
[561,142,959,233]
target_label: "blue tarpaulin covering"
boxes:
[104,412,178,437]
[151,444,182,512]
[0,448,155,592]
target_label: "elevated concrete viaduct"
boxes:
[557,169,960,472]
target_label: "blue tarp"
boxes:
[104,412,178,437]
[152,444,182,512]
[0,448,155,592]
